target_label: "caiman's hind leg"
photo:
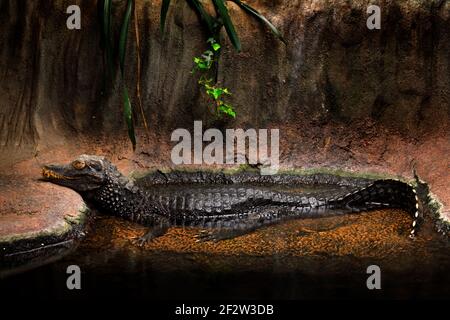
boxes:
[194,212,270,242]
[194,205,339,242]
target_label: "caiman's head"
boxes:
[42,155,112,192]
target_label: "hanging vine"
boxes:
[99,0,285,149]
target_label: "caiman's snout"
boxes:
[42,167,51,179]
[42,166,71,181]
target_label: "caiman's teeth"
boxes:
[42,168,68,180]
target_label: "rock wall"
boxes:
[1,0,448,151]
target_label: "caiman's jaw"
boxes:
[42,155,110,192]
[42,166,76,181]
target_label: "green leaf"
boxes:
[187,0,216,35]
[205,86,231,100]
[231,0,285,44]
[119,0,134,76]
[101,0,114,76]
[207,37,221,51]
[194,56,210,70]
[119,0,137,150]
[212,0,241,51]
[205,87,214,97]
[123,86,136,150]
[219,103,236,118]
[214,88,224,99]
[199,77,213,87]
[160,0,171,35]
[97,1,106,48]
[101,0,112,50]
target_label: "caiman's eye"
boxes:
[72,160,86,170]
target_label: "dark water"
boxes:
[1,183,449,300]
[1,240,449,300]
[2,219,449,300]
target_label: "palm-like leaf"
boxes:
[123,87,136,150]
[101,0,114,75]
[119,0,134,74]
[231,0,285,44]
[119,0,137,150]
[160,0,171,34]
[187,0,216,35]
[212,0,241,51]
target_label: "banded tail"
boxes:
[329,179,420,237]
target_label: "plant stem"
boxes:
[133,3,150,139]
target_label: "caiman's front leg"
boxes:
[194,205,297,242]
[133,217,170,246]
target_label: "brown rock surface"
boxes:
[0,167,85,248]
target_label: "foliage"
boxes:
[164,1,285,120]
[193,39,236,118]
[162,0,286,51]
[99,0,138,150]
[230,0,285,44]
[119,0,136,149]
[97,0,284,149]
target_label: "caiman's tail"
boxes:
[329,179,420,237]
[193,179,421,242]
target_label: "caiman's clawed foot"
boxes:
[194,228,247,242]
[132,233,155,247]
[194,230,218,242]
[132,224,169,247]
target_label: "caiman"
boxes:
[42,155,421,243]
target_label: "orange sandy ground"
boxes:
[84,209,434,260]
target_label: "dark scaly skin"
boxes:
[42,155,421,243]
